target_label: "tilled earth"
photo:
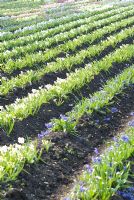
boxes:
[1,85,133,200]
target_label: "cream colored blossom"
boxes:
[1,145,8,153]
[18,137,25,144]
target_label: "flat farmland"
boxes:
[0,0,134,200]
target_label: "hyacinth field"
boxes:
[0,0,134,199]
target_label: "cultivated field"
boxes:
[0,0,134,200]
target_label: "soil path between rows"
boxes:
[2,85,134,200]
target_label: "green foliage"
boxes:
[0,25,133,95]
[52,65,134,133]
[68,126,134,199]
[0,137,51,182]
[0,43,134,134]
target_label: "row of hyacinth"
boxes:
[0,7,104,41]
[2,8,134,74]
[0,136,51,182]
[63,116,134,200]
[38,114,68,139]
[38,104,134,137]
[0,24,133,97]
[0,43,134,135]
[1,5,133,62]
[0,6,114,52]
[49,66,134,133]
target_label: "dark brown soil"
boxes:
[0,11,134,200]
[0,34,133,107]
[0,8,111,46]
[0,55,133,146]
[0,36,133,200]
[0,83,133,200]
[0,3,134,200]
[1,13,134,79]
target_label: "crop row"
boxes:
[0,6,121,57]
[51,65,134,133]
[2,12,134,74]
[0,6,116,42]
[67,124,134,200]
[46,0,89,15]
[0,0,42,11]
[0,7,113,50]
[0,5,133,62]
[46,7,81,21]
[1,0,81,33]
[0,0,43,17]
[0,5,128,52]
[45,3,81,16]
[0,137,51,182]
[0,15,45,33]
[0,43,133,134]
[0,25,133,96]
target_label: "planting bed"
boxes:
[0,0,134,200]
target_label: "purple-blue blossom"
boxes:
[113,137,119,143]
[80,185,85,192]
[38,133,44,139]
[121,135,129,143]
[111,107,118,113]
[45,122,53,129]
[38,130,51,139]
[117,187,134,200]
[95,119,99,124]
[127,187,134,192]
[130,112,134,116]
[92,156,102,164]
[85,164,93,174]
[60,114,68,121]
[108,146,113,151]
[104,117,111,122]
[128,120,134,127]
[94,148,99,155]
[80,185,88,192]
[64,197,71,200]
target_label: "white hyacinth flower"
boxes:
[18,137,25,144]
